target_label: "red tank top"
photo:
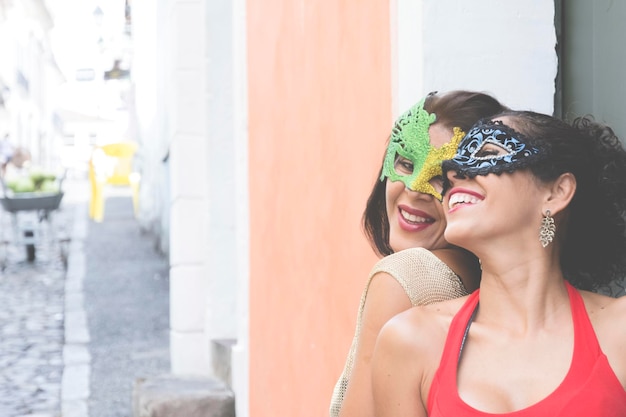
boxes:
[428,282,626,416]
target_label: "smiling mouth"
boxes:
[448,193,482,210]
[400,208,434,224]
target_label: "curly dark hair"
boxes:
[491,110,626,290]
[362,90,508,256]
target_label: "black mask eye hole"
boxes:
[472,140,513,160]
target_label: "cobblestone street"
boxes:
[0,201,73,417]
[0,178,170,417]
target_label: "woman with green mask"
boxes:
[330,90,507,417]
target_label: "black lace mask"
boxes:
[442,120,548,185]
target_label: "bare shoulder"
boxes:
[580,289,626,343]
[580,289,626,386]
[377,295,467,363]
[580,289,626,316]
[581,290,626,334]
[372,295,467,412]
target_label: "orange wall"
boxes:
[247,1,391,416]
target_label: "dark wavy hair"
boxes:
[491,110,626,290]
[362,90,508,256]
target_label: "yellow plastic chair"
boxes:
[88,142,140,222]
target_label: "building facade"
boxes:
[129,0,626,416]
[0,0,62,171]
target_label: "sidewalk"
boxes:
[62,177,170,417]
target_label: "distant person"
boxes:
[0,134,14,176]
[10,147,31,170]
[371,111,626,416]
[330,90,507,417]
[2,146,32,181]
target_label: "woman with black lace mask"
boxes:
[371,110,626,417]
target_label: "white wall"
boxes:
[394,0,557,118]
[131,0,168,242]
[230,0,250,414]
[134,0,245,380]
[167,0,212,376]
[205,0,238,345]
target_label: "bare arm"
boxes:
[371,313,428,417]
[585,292,626,389]
[338,273,412,417]
[333,248,465,416]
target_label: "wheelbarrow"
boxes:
[0,181,69,269]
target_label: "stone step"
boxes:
[212,338,237,389]
[133,375,235,417]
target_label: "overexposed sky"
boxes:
[48,0,127,81]
[47,0,130,118]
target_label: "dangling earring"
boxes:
[539,209,556,248]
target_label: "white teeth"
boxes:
[400,209,431,224]
[448,193,481,209]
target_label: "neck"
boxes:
[474,245,570,332]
